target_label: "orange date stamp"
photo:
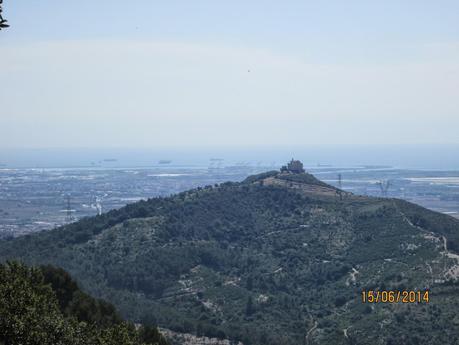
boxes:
[361,290,429,303]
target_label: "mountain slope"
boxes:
[1,170,459,344]
[0,261,169,345]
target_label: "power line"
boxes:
[65,194,76,223]
[377,180,392,197]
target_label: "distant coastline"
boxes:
[0,145,458,170]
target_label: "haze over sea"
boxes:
[1,145,458,170]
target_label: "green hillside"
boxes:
[1,170,459,344]
[0,261,169,345]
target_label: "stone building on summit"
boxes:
[281,159,305,174]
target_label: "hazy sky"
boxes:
[1,1,458,148]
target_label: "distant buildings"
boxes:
[281,159,305,174]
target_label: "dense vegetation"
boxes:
[0,262,169,345]
[1,171,459,344]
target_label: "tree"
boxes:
[245,296,254,316]
[0,261,77,345]
[0,262,169,345]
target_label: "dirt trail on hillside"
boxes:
[305,321,318,345]
[394,201,459,280]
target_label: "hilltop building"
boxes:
[281,159,305,174]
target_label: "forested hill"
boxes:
[1,170,459,344]
[0,261,169,345]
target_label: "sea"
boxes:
[0,145,458,170]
